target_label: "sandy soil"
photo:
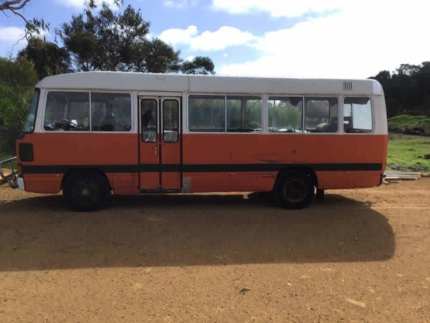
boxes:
[0,180,429,323]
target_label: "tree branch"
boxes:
[0,0,31,26]
[9,7,30,25]
[0,0,31,11]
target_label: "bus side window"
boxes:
[44,92,90,131]
[268,97,303,133]
[344,97,373,133]
[227,97,262,132]
[304,97,338,133]
[189,96,225,132]
[91,93,131,132]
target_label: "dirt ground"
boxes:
[0,179,429,323]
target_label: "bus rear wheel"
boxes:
[276,171,315,209]
[63,172,110,211]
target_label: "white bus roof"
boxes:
[37,71,384,96]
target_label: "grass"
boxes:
[388,134,430,172]
[389,114,430,135]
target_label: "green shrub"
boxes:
[0,58,37,153]
[389,114,430,136]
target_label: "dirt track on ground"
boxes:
[0,180,429,322]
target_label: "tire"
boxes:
[276,171,315,209]
[63,171,111,211]
[316,189,325,200]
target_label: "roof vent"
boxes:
[343,81,353,90]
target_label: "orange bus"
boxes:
[14,72,388,211]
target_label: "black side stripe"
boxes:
[22,163,383,174]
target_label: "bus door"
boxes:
[139,97,182,191]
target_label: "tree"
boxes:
[396,64,421,77]
[17,38,70,79]
[59,2,215,74]
[181,56,215,75]
[0,57,37,152]
[60,3,152,71]
[371,62,430,117]
[131,38,180,73]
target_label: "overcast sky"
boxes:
[0,0,429,78]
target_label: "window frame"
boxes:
[188,95,228,133]
[267,95,305,133]
[186,93,346,135]
[41,89,134,134]
[140,98,159,143]
[162,98,181,143]
[304,96,340,134]
[38,90,373,136]
[23,88,41,134]
[90,92,133,132]
[226,96,263,133]
[342,96,374,134]
[43,90,91,132]
[188,94,264,134]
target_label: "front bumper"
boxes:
[17,177,25,190]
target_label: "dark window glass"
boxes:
[44,92,89,131]
[141,99,157,143]
[305,97,338,133]
[163,99,179,142]
[23,89,40,133]
[189,96,225,132]
[227,97,261,132]
[91,93,131,132]
[268,97,303,133]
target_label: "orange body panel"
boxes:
[23,133,137,165]
[18,133,388,194]
[182,134,387,165]
[160,142,181,190]
[182,134,387,191]
[139,137,159,190]
[20,133,138,194]
[23,174,62,194]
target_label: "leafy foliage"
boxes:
[132,38,181,73]
[372,62,430,117]
[58,3,213,74]
[389,114,430,136]
[181,57,215,75]
[18,38,70,79]
[60,4,150,71]
[0,57,37,152]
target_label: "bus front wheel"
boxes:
[63,172,110,211]
[276,171,315,209]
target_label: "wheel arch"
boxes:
[61,168,111,191]
[273,166,318,192]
